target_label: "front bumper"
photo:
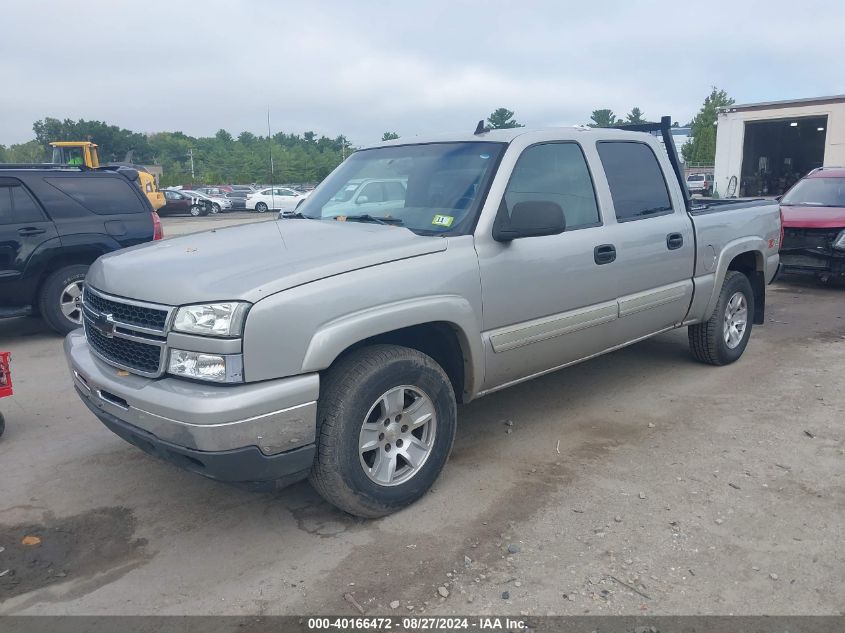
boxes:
[65,330,319,484]
[780,251,845,276]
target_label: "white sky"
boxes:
[2,0,844,146]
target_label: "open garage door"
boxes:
[740,116,827,196]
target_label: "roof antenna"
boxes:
[474,119,487,135]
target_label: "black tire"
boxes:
[688,270,754,366]
[38,264,88,335]
[0,412,5,437]
[309,344,457,518]
[255,202,268,213]
[211,203,221,214]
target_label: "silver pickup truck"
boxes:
[65,119,781,517]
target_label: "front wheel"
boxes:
[39,264,88,335]
[255,202,268,213]
[309,345,457,518]
[688,270,754,365]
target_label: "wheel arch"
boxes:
[702,240,767,325]
[31,247,107,314]
[301,296,483,402]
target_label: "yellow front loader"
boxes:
[49,141,165,210]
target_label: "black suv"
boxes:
[0,166,160,334]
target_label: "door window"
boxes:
[383,181,406,201]
[504,142,600,230]
[0,185,46,224]
[46,176,146,215]
[357,182,385,203]
[597,142,673,222]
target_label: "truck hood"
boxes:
[87,219,447,305]
[781,204,845,229]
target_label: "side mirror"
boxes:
[774,195,783,202]
[356,196,369,204]
[493,200,566,242]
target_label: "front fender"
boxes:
[301,295,484,399]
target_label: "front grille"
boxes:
[85,319,164,375]
[84,288,169,330]
[781,228,838,252]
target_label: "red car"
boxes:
[779,167,845,283]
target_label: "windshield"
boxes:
[781,177,845,207]
[52,146,85,166]
[298,142,505,235]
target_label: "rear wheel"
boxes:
[255,202,268,213]
[189,205,204,217]
[309,344,457,518]
[39,264,88,335]
[211,203,221,214]
[688,270,754,365]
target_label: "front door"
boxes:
[475,142,619,391]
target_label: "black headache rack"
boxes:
[612,116,692,213]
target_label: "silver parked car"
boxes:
[181,190,232,214]
[66,123,781,517]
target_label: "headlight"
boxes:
[172,302,249,337]
[168,349,244,382]
[834,230,845,251]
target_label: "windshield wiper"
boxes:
[340,214,404,226]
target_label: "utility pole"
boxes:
[267,107,276,210]
[189,148,195,180]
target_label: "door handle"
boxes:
[18,227,47,236]
[594,244,616,265]
[666,232,684,250]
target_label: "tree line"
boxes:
[0,92,732,184]
[0,118,354,187]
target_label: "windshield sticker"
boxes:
[432,214,454,227]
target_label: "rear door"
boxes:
[0,178,59,307]
[593,141,695,344]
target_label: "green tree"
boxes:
[588,109,617,128]
[0,140,45,163]
[487,108,523,129]
[681,87,734,164]
[381,131,400,141]
[32,117,154,162]
[625,107,647,125]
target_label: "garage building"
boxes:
[714,94,845,198]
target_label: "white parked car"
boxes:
[181,190,232,214]
[245,187,307,213]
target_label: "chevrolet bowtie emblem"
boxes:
[91,312,116,338]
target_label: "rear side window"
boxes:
[505,142,600,230]
[0,185,46,224]
[597,142,673,222]
[46,176,146,215]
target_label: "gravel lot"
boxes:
[0,214,842,615]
